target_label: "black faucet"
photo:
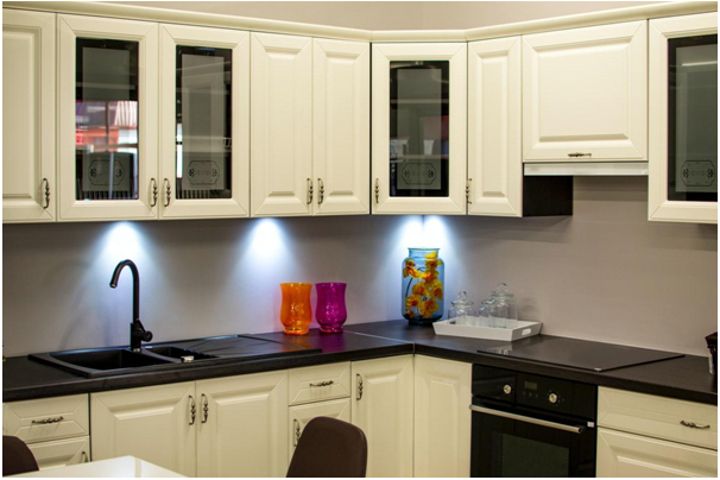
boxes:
[110,259,153,351]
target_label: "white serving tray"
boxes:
[433,316,542,342]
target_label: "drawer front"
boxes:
[598,387,717,450]
[288,362,351,405]
[3,394,89,443]
[597,428,717,477]
[28,436,91,470]
[288,398,351,460]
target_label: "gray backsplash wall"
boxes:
[2,177,717,357]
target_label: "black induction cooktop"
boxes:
[482,335,684,372]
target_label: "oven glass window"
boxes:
[495,433,570,477]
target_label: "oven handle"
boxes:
[470,405,589,434]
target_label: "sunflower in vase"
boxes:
[402,249,444,324]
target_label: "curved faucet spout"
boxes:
[110,259,152,351]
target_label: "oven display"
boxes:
[524,381,538,391]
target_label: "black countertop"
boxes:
[3,321,716,405]
[346,320,717,405]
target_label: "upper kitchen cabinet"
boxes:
[159,24,250,219]
[372,43,467,214]
[522,21,647,162]
[251,34,369,217]
[467,36,522,217]
[3,10,56,223]
[57,15,158,221]
[648,12,717,224]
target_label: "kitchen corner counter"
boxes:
[345,320,717,405]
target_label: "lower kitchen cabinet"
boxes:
[91,382,197,476]
[27,436,90,470]
[196,370,288,477]
[288,398,351,460]
[352,355,414,477]
[413,355,471,477]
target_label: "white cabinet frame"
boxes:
[57,14,158,221]
[648,12,718,224]
[371,43,467,214]
[468,36,522,217]
[159,24,250,219]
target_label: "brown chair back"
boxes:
[3,435,39,476]
[287,416,367,477]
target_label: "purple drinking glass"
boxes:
[315,282,347,333]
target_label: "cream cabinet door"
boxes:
[196,370,289,477]
[251,33,312,217]
[28,436,90,470]
[57,14,159,221]
[648,12,717,224]
[413,355,471,477]
[288,398,351,461]
[523,21,647,162]
[159,24,250,219]
[352,355,414,477]
[371,43,467,215]
[597,428,717,477]
[313,38,370,216]
[2,10,56,223]
[468,36,522,217]
[90,382,196,476]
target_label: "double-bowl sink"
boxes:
[30,335,320,378]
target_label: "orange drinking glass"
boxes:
[280,282,312,335]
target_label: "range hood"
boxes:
[524,161,649,176]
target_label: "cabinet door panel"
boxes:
[57,14,158,221]
[2,10,56,223]
[251,33,312,216]
[414,356,471,477]
[648,12,717,224]
[288,398,351,461]
[523,21,647,161]
[352,355,414,477]
[196,370,288,477]
[313,38,370,215]
[159,24,250,219]
[597,428,717,477]
[90,382,196,476]
[3,394,89,444]
[468,36,522,217]
[28,436,90,470]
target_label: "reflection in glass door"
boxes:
[668,34,717,202]
[175,46,232,200]
[389,61,449,198]
[75,38,139,200]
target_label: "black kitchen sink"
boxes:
[51,349,172,370]
[144,346,217,362]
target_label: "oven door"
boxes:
[471,403,596,477]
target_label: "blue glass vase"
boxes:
[401,248,444,325]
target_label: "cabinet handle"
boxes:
[680,420,711,430]
[201,393,209,424]
[466,178,472,205]
[293,419,301,447]
[356,374,363,401]
[41,178,50,209]
[188,395,196,425]
[317,178,325,205]
[163,178,171,207]
[306,178,314,205]
[149,178,158,207]
[374,178,380,205]
[567,152,592,158]
[309,380,334,388]
[80,451,89,463]
[31,416,63,425]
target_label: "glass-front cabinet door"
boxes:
[58,15,158,221]
[159,24,249,219]
[372,43,466,214]
[649,12,718,224]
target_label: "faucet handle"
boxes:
[142,330,153,342]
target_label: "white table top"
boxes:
[16,456,183,477]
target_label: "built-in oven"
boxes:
[471,365,597,477]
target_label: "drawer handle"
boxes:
[680,420,711,430]
[188,395,196,426]
[568,152,592,158]
[31,416,64,425]
[293,419,301,447]
[201,393,209,424]
[80,451,89,463]
[309,380,334,388]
